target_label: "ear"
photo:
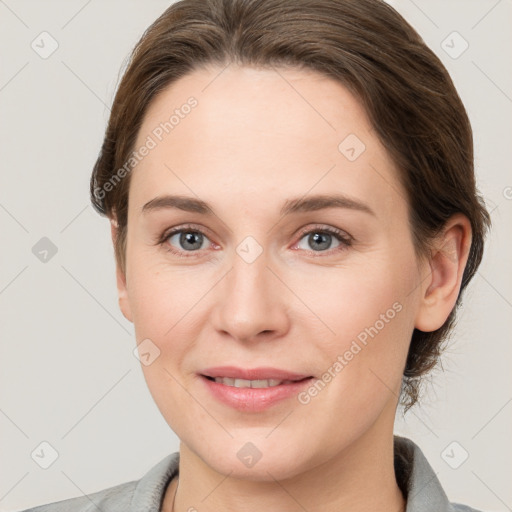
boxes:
[414,213,472,332]
[111,219,133,323]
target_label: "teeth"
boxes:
[213,377,288,388]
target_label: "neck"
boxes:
[164,415,405,512]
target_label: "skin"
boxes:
[111,64,472,512]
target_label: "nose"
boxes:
[211,251,290,343]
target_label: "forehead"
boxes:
[130,65,405,219]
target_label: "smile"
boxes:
[199,369,314,412]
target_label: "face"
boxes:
[116,64,427,480]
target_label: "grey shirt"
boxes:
[20,435,482,512]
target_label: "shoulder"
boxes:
[17,452,180,512]
[17,480,137,512]
[393,435,486,512]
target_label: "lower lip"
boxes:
[200,375,313,412]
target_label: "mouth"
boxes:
[198,366,314,411]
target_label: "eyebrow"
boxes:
[141,193,376,217]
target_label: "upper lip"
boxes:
[200,366,312,381]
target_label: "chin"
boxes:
[212,455,306,482]
[194,436,316,482]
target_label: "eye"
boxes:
[293,225,352,255]
[168,230,208,251]
[158,224,214,257]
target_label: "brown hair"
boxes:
[90,0,491,411]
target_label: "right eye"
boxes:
[159,224,215,257]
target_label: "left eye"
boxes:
[296,229,347,252]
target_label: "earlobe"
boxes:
[414,214,472,332]
[111,220,133,323]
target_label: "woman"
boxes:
[22,0,491,511]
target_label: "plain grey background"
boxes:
[1,1,511,511]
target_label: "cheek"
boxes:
[300,250,417,392]
[301,257,411,342]
[126,259,222,400]
[126,256,207,337]
[126,264,207,423]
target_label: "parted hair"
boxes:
[90,0,491,411]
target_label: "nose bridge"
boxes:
[231,246,270,301]
[212,243,289,341]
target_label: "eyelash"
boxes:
[156,223,353,258]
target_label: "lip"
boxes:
[199,366,314,412]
